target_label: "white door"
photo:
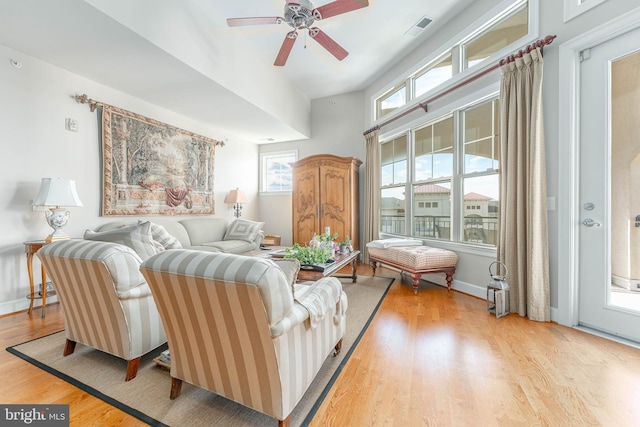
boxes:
[578,27,640,342]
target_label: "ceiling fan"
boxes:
[227,0,369,66]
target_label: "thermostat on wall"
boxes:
[65,118,79,132]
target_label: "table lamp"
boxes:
[33,177,84,242]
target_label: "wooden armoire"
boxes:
[291,154,362,250]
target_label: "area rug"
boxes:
[7,275,394,427]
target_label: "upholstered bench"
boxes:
[367,242,458,294]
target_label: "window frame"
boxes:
[563,0,608,23]
[378,86,500,254]
[371,0,537,124]
[259,150,298,194]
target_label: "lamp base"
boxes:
[45,234,71,243]
[44,208,71,243]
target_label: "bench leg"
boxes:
[410,274,420,294]
[371,260,378,276]
[445,272,454,292]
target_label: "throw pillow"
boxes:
[270,258,300,294]
[84,221,159,260]
[223,219,264,243]
[138,220,183,250]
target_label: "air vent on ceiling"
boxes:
[405,16,432,37]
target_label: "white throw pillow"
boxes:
[223,219,264,243]
[84,221,160,260]
[138,220,183,250]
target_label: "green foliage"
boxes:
[284,243,333,265]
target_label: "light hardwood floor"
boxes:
[2,265,640,426]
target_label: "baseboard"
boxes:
[0,295,59,317]
[421,273,559,323]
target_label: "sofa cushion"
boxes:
[179,218,228,246]
[84,221,159,260]
[223,219,264,243]
[199,240,258,254]
[139,220,183,250]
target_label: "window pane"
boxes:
[464,139,495,173]
[381,136,407,185]
[464,5,529,69]
[415,154,432,181]
[464,99,498,173]
[416,117,453,180]
[413,181,451,240]
[380,187,406,234]
[465,101,493,142]
[381,141,393,165]
[433,147,454,178]
[377,85,406,118]
[433,117,453,151]
[381,164,393,186]
[462,175,499,245]
[415,53,453,98]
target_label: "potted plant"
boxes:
[339,236,351,254]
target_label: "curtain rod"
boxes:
[363,34,557,135]
[74,94,103,112]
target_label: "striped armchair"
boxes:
[140,250,347,427]
[37,239,167,381]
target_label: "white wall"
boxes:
[259,91,366,247]
[0,43,258,315]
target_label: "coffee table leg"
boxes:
[351,258,358,283]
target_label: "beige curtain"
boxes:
[498,48,550,321]
[363,128,380,264]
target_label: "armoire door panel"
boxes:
[320,164,349,240]
[292,168,319,245]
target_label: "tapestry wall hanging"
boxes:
[98,104,223,216]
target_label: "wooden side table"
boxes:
[23,240,54,318]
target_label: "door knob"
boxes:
[582,218,601,227]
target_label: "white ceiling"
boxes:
[0,0,471,143]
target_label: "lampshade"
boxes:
[224,188,249,204]
[33,178,84,207]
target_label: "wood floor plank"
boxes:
[2,264,640,426]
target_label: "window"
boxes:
[461,99,500,245]
[415,53,453,98]
[462,4,529,69]
[376,84,406,119]
[379,97,500,247]
[373,0,530,121]
[380,136,408,235]
[260,151,297,193]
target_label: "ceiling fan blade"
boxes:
[227,17,282,27]
[308,28,348,61]
[313,0,369,20]
[274,31,298,66]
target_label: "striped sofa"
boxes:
[140,249,348,427]
[37,239,167,381]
